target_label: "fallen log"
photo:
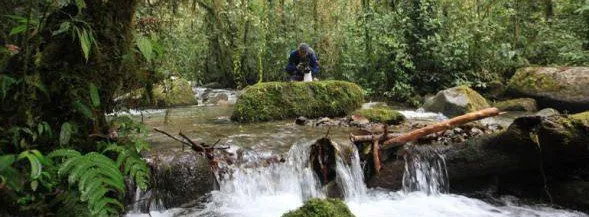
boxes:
[382,107,501,149]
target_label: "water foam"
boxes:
[127,141,586,217]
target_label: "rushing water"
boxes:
[125,105,586,217]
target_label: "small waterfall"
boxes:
[334,143,367,201]
[402,147,449,195]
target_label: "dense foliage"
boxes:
[1,0,151,216]
[140,0,588,104]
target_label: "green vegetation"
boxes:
[494,98,538,112]
[149,78,197,108]
[0,1,151,216]
[353,108,406,125]
[282,198,355,217]
[137,0,588,102]
[232,81,364,122]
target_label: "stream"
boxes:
[123,104,586,217]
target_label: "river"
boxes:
[123,105,586,217]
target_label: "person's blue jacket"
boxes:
[285,50,319,77]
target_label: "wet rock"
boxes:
[506,67,589,112]
[295,116,308,125]
[145,149,216,208]
[352,108,406,125]
[494,98,538,112]
[551,181,589,212]
[535,108,560,117]
[349,114,370,127]
[282,198,354,217]
[202,89,238,106]
[316,117,338,127]
[423,85,490,118]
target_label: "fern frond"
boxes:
[48,149,81,159]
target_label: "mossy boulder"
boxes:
[151,78,197,107]
[506,67,589,112]
[423,85,490,118]
[493,98,537,112]
[231,81,364,122]
[282,198,355,217]
[352,108,405,125]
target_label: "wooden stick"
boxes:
[153,128,192,148]
[350,133,403,143]
[382,107,502,149]
[372,139,381,174]
[178,131,206,152]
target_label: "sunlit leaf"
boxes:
[74,100,93,119]
[76,28,92,61]
[89,83,100,107]
[136,36,154,61]
[59,122,73,146]
[52,21,71,36]
[9,25,27,36]
[18,151,42,179]
[0,155,16,171]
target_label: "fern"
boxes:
[49,149,125,217]
[103,143,150,191]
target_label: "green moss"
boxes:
[353,108,405,125]
[150,78,197,107]
[507,67,563,93]
[494,98,537,112]
[423,85,490,117]
[282,198,355,217]
[231,81,364,122]
[454,85,490,112]
[570,111,589,128]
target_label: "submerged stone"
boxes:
[352,108,406,125]
[423,85,490,118]
[282,198,355,217]
[231,81,364,122]
[506,67,589,112]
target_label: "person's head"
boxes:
[297,43,309,57]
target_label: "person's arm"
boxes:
[310,52,319,76]
[285,51,297,74]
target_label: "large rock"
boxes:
[145,149,216,208]
[506,67,589,112]
[423,86,490,118]
[151,78,198,108]
[493,98,537,112]
[231,81,364,122]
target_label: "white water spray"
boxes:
[127,140,586,217]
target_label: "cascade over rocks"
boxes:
[369,111,589,211]
[506,67,589,112]
[423,86,490,118]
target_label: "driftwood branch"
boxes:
[382,107,502,149]
[153,128,192,148]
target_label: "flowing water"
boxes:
[124,105,586,217]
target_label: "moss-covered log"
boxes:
[231,81,364,122]
[282,198,355,217]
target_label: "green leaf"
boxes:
[136,36,154,61]
[59,122,73,146]
[18,151,42,179]
[0,75,17,100]
[0,155,16,171]
[9,25,27,36]
[52,21,71,36]
[48,149,81,159]
[76,28,92,61]
[89,83,100,107]
[73,100,93,119]
[31,180,39,191]
[75,0,86,13]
